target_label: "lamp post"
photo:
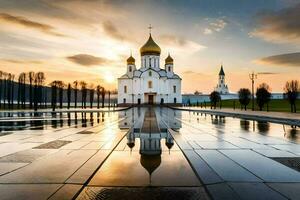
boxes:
[249,72,257,111]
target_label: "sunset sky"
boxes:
[0,0,299,93]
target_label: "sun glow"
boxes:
[104,72,115,83]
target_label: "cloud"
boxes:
[203,19,227,34]
[0,13,66,37]
[159,34,206,52]
[250,3,300,44]
[183,70,203,76]
[257,72,278,75]
[102,20,124,41]
[66,54,109,66]
[1,59,43,64]
[256,52,300,67]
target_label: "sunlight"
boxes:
[104,72,115,83]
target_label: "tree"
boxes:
[56,81,64,109]
[284,80,299,113]
[80,81,87,109]
[96,85,101,109]
[33,72,45,111]
[238,88,251,110]
[73,81,78,108]
[256,83,271,111]
[89,84,94,109]
[28,71,35,109]
[101,87,105,108]
[209,91,221,109]
[50,81,58,111]
[17,73,26,109]
[67,83,72,109]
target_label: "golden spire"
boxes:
[165,53,173,64]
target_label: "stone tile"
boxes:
[183,150,223,184]
[223,138,272,149]
[82,141,104,150]
[196,150,261,182]
[196,141,239,149]
[67,150,111,184]
[0,142,40,157]
[33,140,72,149]
[89,151,200,187]
[253,149,299,158]
[267,183,300,200]
[272,144,300,154]
[206,183,240,200]
[0,162,28,175]
[0,184,62,200]
[228,182,287,200]
[49,184,82,200]
[76,186,210,200]
[187,141,202,149]
[221,150,300,182]
[0,149,58,163]
[0,149,96,183]
[60,141,91,150]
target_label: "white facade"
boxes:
[118,34,182,105]
[215,65,229,94]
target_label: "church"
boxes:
[214,65,229,94]
[117,32,182,105]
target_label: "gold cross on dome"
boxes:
[148,24,153,34]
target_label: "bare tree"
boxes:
[67,83,72,109]
[28,71,35,109]
[256,83,271,111]
[80,81,87,109]
[96,85,101,109]
[89,84,94,109]
[284,80,299,113]
[73,81,78,108]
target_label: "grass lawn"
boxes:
[201,99,300,113]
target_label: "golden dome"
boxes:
[140,34,161,56]
[165,53,173,64]
[127,55,135,65]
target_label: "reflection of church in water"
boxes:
[119,107,182,181]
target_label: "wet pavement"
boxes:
[0,107,299,199]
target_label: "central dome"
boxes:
[140,34,161,56]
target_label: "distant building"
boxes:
[215,65,229,94]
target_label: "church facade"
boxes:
[215,65,229,94]
[118,33,182,105]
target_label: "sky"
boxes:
[0,0,299,93]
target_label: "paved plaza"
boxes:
[0,107,299,199]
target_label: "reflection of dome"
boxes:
[127,142,135,149]
[140,154,161,175]
[140,34,161,56]
[165,141,174,150]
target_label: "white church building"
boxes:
[215,65,229,94]
[117,33,182,105]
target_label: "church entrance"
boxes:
[148,95,154,104]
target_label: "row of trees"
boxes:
[209,80,299,113]
[49,80,114,111]
[0,71,115,111]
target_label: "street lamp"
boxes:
[249,72,257,111]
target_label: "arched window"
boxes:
[168,66,171,72]
[173,85,176,93]
[174,98,177,104]
[129,66,132,72]
[124,86,127,93]
[149,58,152,68]
[148,81,152,88]
[123,98,126,103]
[149,71,152,76]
